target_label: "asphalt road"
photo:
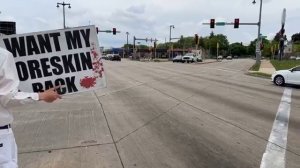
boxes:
[11,59,300,168]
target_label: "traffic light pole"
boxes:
[202,22,258,26]
[98,30,121,33]
[203,21,261,63]
[133,36,158,59]
[256,0,263,64]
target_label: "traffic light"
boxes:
[194,34,199,45]
[210,19,215,28]
[234,18,239,28]
[96,27,99,34]
[154,41,157,49]
[112,28,116,35]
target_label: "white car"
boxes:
[296,56,300,60]
[226,56,232,60]
[172,55,183,63]
[182,53,195,63]
[217,55,223,61]
[271,65,300,86]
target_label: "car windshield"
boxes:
[292,66,300,71]
[185,53,194,56]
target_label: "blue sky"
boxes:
[1,0,299,48]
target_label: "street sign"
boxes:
[216,22,225,26]
[259,33,267,38]
[281,8,286,25]
[260,35,267,38]
[256,41,261,52]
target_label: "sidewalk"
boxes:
[259,60,276,74]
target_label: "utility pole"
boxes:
[126,32,129,57]
[169,25,175,60]
[253,0,263,64]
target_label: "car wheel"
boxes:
[274,75,285,86]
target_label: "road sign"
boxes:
[256,41,261,52]
[260,35,267,38]
[281,8,286,25]
[259,33,267,38]
[216,22,225,26]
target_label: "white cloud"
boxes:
[0,0,299,47]
[127,5,146,14]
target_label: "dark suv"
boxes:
[111,54,121,61]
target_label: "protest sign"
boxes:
[0,25,106,94]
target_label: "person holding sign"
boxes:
[0,47,61,168]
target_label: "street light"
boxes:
[252,0,263,64]
[126,32,129,57]
[169,25,175,59]
[57,2,71,29]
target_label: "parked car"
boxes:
[172,55,183,63]
[233,55,238,59]
[272,65,300,86]
[290,56,296,60]
[226,56,232,60]
[296,56,300,60]
[111,54,121,61]
[217,55,223,61]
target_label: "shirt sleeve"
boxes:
[0,48,39,108]
[2,90,39,108]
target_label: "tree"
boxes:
[229,43,247,56]
[208,34,229,56]
[156,43,168,49]
[248,38,271,57]
[291,33,300,43]
[123,44,133,49]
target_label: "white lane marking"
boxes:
[260,88,292,168]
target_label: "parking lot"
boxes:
[11,59,300,168]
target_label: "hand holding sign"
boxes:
[38,86,62,103]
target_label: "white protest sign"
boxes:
[0,25,106,95]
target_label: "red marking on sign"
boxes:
[80,76,97,88]
[80,45,105,89]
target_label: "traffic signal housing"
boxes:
[234,18,239,28]
[96,27,99,34]
[112,28,116,35]
[210,19,215,28]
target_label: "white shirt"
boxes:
[0,47,39,126]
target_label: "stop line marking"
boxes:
[260,88,292,168]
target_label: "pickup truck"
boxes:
[182,53,202,63]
